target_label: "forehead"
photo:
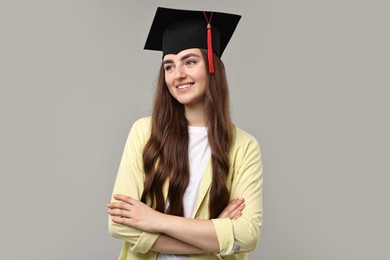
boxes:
[163,48,203,62]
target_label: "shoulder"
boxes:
[230,124,263,170]
[232,124,260,148]
[127,116,152,144]
[131,116,152,132]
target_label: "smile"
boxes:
[176,83,193,89]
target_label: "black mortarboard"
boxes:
[144,7,241,74]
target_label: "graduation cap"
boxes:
[144,7,241,74]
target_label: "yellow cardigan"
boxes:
[109,117,263,260]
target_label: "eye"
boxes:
[186,60,197,66]
[164,65,174,72]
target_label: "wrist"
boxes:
[154,211,170,233]
[158,212,178,234]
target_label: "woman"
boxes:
[108,7,263,260]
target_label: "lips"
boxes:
[176,83,194,89]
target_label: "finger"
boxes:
[219,199,238,218]
[111,215,138,228]
[229,198,244,209]
[108,208,131,218]
[111,216,132,226]
[225,198,244,213]
[219,198,244,218]
[225,202,245,219]
[229,204,245,219]
[113,194,137,204]
[218,206,231,218]
[232,211,243,220]
[227,203,245,219]
[107,201,129,210]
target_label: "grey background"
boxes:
[1,0,389,259]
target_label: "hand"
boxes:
[107,194,164,233]
[218,198,245,220]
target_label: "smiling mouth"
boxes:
[176,83,193,89]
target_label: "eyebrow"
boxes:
[163,53,201,65]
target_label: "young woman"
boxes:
[108,7,263,260]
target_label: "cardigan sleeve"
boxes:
[212,135,263,256]
[108,117,160,254]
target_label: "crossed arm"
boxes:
[108,120,262,255]
[107,195,245,254]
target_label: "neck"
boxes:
[184,104,207,126]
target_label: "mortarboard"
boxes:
[144,7,241,74]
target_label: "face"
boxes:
[163,48,208,109]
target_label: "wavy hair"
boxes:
[141,49,232,219]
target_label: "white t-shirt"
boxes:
[157,126,211,260]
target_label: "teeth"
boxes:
[177,84,192,89]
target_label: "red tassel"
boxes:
[206,24,214,74]
[203,12,214,74]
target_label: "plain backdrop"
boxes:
[1,0,389,259]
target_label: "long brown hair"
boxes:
[141,49,232,219]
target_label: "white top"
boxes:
[157,126,211,260]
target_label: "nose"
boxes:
[174,65,187,80]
